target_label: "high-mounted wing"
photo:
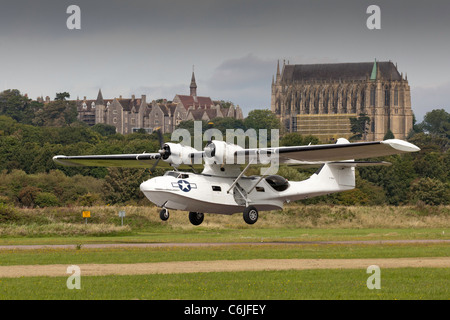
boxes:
[236,139,420,164]
[53,138,420,169]
[53,128,204,170]
[53,153,169,168]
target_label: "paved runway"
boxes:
[0,239,449,250]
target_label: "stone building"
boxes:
[271,60,414,141]
[75,71,243,134]
[80,90,150,135]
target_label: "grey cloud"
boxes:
[411,83,450,121]
[208,54,275,91]
[0,0,449,117]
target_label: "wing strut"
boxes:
[247,174,267,194]
[226,159,254,194]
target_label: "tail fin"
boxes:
[315,162,355,188]
[315,138,355,188]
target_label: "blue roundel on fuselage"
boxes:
[177,180,191,192]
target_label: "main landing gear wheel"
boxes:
[159,208,169,221]
[243,206,258,225]
[189,212,204,226]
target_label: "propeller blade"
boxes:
[149,155,161,174]
[154,127,164,148]
[148,127,164,174]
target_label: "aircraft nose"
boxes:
[140,179,156,192]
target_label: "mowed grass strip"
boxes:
[0,268,448,300]
[0,227,449,246]
[0,243,449,266]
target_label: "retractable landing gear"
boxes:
[189,212,204,226]
[243,206,258,225]
[159,208,169,221]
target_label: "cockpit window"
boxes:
[164,171,179,178]
[265,175,290,192]
[164,171,189,179]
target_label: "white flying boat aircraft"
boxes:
[53,135,420,225]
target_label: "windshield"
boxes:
[164,171,189,179]
[164,171,179,178]
[265,175,290,192]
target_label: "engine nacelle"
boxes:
[162,143,199,167]
[203,140,245,166]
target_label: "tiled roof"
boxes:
[176,95,214,109]
[282,61,402,82]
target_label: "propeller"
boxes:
[149,127,171,174]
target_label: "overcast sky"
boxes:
[0,0,449,120]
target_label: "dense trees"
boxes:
[33,100,78,126]
[0,89,38,125]
[0,89,448,206]
[418,109,450,138]
[349,113,370,141]
[0,89,79,127]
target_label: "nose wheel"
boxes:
[159,208,169,221]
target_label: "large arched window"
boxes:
[394,87,399,106]
[370,86,376,106]
[384,86,390,107]
[295,92,301,113]
[341,88,347,113]
[351,88,357,113]
[313,90,319,114]
[305,90,310,114]
[285,96,291,114]
[360,87,366,112]
[332,90,338,114]
[276,99,281,114]
[322,88,329,114]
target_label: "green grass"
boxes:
[0,243,449,266]
[0,204,448,300]
[0,227,449,246]
[1,204,449,241]
[1,268,448,300]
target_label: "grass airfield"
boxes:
[0,204,449,300]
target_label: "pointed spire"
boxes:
[190,71,196,87]
[190,66,197,100]
[276,60,281,83]
[370,59,377,81]
[190,72,197,96]
[96,89,104,105]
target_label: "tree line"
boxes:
[0,89,448,207]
